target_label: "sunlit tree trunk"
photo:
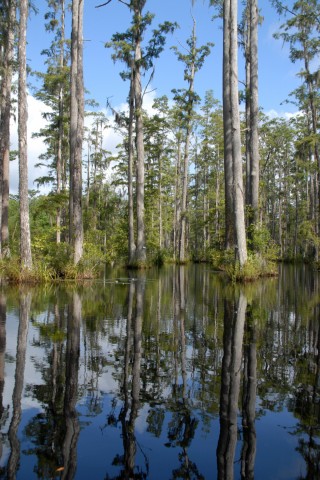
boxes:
[56,0,65,244]
[223,0,234,250]
[158,153,163,249]
[248,0,259,230]
[174,137,182,261]
[229,0,247,266]
[179,21,196,263]
[18,0,32,270]
[132,0,146,265]
[128,66,136,263]
[245,4,251,210]
[69,0,84,265]
[0,0,16,258]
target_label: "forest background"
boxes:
[11,0,300,193]
[1,0,319,279]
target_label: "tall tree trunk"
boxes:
[245,4,251,210]
[179,127,191,263]
[56,0,65,244]
[248,0,259,229]
[158,153,163,249]
[133,2,146,265]
[18,0,32,270]
[223,0,234,250]
[230,0,247,266]
[179,21,196,264]
[70,0,84,265]
[174,137,182,261]
[128,65,136,263]
[0,0,16,258]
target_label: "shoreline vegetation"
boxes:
[1,2,319,284]
[0,245,303,285]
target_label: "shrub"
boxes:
[0,257,56,284]
[152,248,174,266]
[225,253,278,283]
[45,242,72,277]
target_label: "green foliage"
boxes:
[44,242,72,277]
[210,248,235,271]
[248,224,280,260]
[76,240,106,278]
[225,254,278,283]
[297,220,320,260]
[210,248,278,282]
[0,257,56,284]
[151,248,174,267]
[106,9,177,76]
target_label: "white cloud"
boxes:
[10,94,51,195]
[264,108,301,121]
[9,87,160,196]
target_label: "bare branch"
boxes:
[95,0,113,8]
[142,67,155,99]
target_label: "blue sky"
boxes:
[10,0,307,193]
[27,0,302,115]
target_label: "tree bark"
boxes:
[128,64,136,263]
[0,0,16,258]
[223,0,234,250]
[230,0,247,266]
[70,0,84,265]
[56,0,66,244]
[18,0,32,270]
[132,1,146,265]
[174,137,182,261]
[249,0,259,228]
[179,21,196,264]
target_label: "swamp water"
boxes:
[0,264,319,479]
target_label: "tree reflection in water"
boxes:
[7,291,31,480]
[217,292,247,480]
[241,306,257,480]
[169,267,204,480]
[0,294,7,474]
[289,301,320,480]
[0,265,319,478]
[22,291,81,479]
[107,275,148,480]
[61,292,81,479]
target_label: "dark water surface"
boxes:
[0,264,319,479]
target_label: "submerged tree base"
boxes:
[127,260,149,270]
[0,250,103,284]
[0,258,57,284]
[211,250,278,282]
